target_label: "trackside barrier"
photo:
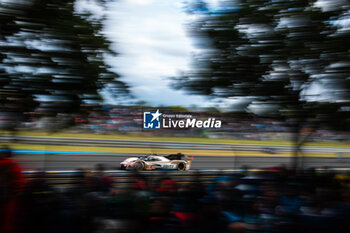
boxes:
[20,168,350,187]
[22,170,223,187]
[22,168,350,174]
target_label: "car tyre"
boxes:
[133,161,145,171]
[177,163,186,171]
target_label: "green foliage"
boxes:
[0,0,128,118]
[176,0,350,124]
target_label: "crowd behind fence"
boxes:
[2,160,350,233]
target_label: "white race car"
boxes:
[120,153,192,171]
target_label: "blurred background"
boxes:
[1,0,350,232]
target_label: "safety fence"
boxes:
[21,168,350,188]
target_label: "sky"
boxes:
[78,0,219,107]
[75,0,350,109]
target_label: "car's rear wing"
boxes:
[165,153,189,161]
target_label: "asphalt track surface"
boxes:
[2,135,350,170]
[15,152,350,171]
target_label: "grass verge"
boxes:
[1,142,348,158]
[1,130,350,147]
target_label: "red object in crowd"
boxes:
[157,179,177,193]
[0,157,24,233]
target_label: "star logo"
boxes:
[151,109,162,122]
[143,109,162,129]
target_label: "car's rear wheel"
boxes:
[133,161,145,171]
[177,163,186,171]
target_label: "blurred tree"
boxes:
[0,0,128,130]
[175,0,350,168]
[166,106,189,112]
[135,100,147,107]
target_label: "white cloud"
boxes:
[127,0,156,6]
[314,0,348,12]
[103,0,211,107]
[75,0,104,19]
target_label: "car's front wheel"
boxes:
[133,161,145,171]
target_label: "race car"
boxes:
[120,153,192,171]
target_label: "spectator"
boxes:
[0,146,24,233]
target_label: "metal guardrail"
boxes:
[21,170,223,187]
[21,168,350,188]
[22,168,350,174]
[2,135,350,155]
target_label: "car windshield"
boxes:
[138,156,160,161]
